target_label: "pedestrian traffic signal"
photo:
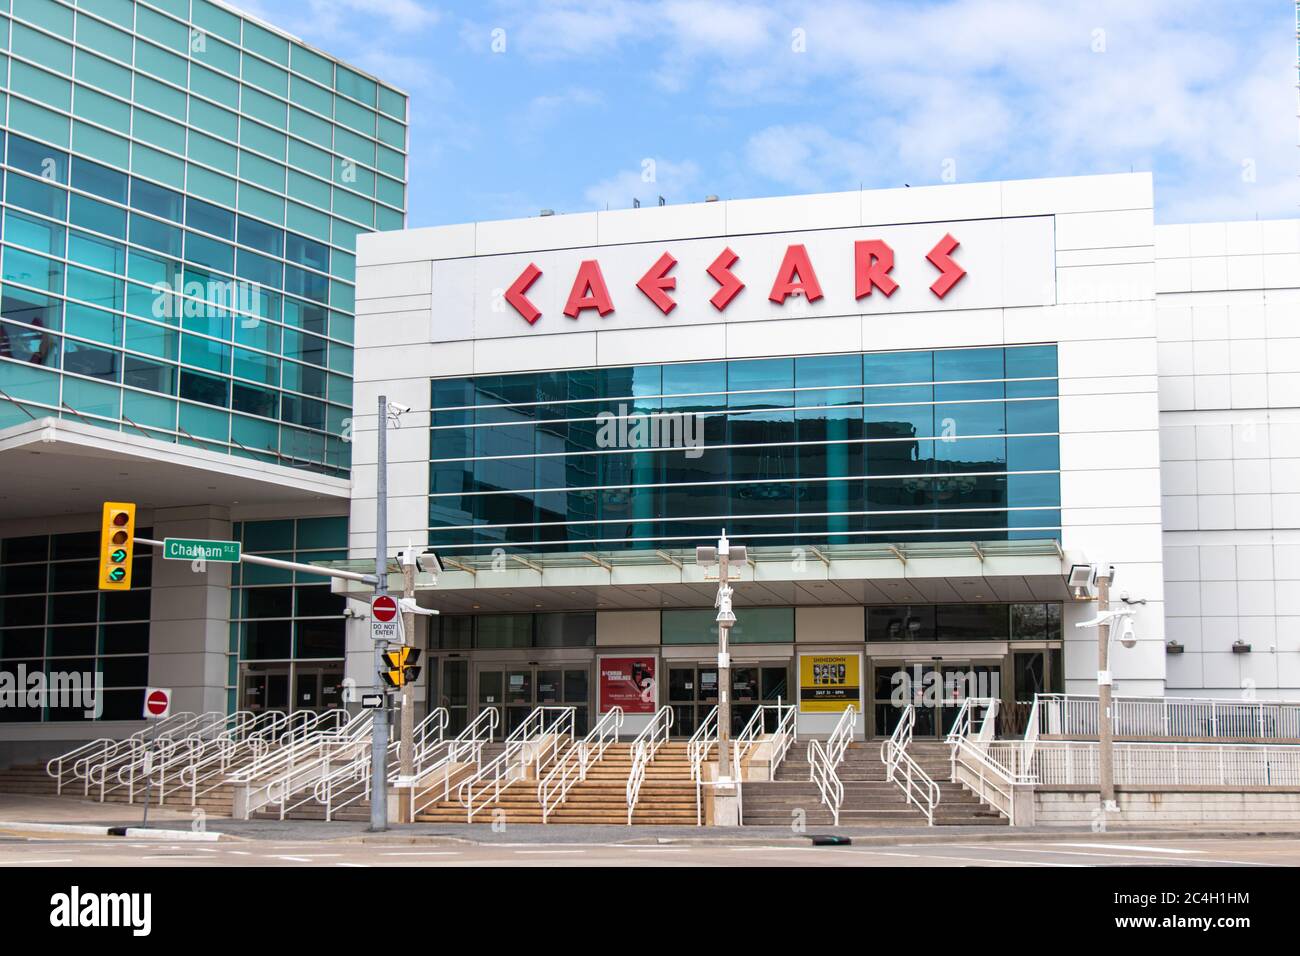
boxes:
[99,502,136,591]
[380,646,421,688]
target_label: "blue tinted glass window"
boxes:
[6,174,68,219]
[185,197,235,240]
[284,233,328,272]
[864,350,930,385]
[283,265,327,303]
[185,232,235,273]
[1007,436,1059,471]
[7,135,68,183]
[130,214,183,257]
[70,194,127,239]
[131,179,183,222]
[934,347,1002,382]
[1006,345,1057,379]
[236,249,282,288]
[71,157,128,203]
[662,361,724,409]
[237,216,283,257]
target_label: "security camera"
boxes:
[388,402,411,415]
[1117,615,1137,649]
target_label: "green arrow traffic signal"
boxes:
[111,549,127,562]
[108,567,126,582]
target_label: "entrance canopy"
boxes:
[330,539,1070,612]
[0,417,349,520]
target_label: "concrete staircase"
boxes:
[0,763,60,797]
[0,761,239,815]
[743,740,1008,827]
[414,741,698,825]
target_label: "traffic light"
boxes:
[380,646,421,688]
[98,502,136,591]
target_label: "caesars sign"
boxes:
[427,215,1056,343]
[798,653,861,714]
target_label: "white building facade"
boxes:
[348,172,1285,742]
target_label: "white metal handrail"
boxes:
[1032,693,1300,740]
[626,705,673,824]
[539,707,624,822]
[880,705,940,825]
[460,706,575,822]
[47,738,117,796]
[805,704,856,824]
[1028,740,1300,787]
[305,708,452,821]
[409,708,500,821]
[230,709,360,782]
[687,705,719,781]
[768,702,799,776]
[251,713,375,820]
[732,702,798,778]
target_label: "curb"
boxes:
[0,820,224,842]
[339,826,1300,848]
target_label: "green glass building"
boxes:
[0,0,407,476]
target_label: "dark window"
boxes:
[130,178,184,222]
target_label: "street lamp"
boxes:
[1071,562,1142,815]
[696,530,746,784]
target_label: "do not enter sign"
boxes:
[143,687,171,719]
[372,595,398,622]
[371,594,400,642]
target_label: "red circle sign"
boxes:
[146,690,169,716]
[372,595,398,623]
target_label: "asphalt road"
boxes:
[1,834,1298,866]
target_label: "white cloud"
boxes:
[583,157,703,209]
[479,0,1296,221]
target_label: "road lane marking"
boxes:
[1048,843,1203,854]
[513,849,586,855]
[0,858,73,864]
[379,851,460,857]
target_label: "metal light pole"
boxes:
[369,395,390,832]
[1096,566,1116,812]
[697,529,744,783]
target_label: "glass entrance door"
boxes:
[293,663,345,713]
[431,657,469,734]
[668,664,718,738]
[870,659,1004,738]
[475,664,590,735]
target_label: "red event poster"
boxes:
[599,657,657,714]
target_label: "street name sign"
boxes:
[163,538,241,563]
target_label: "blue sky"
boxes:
[241,0,1297,228]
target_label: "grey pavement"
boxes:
[1,832,1298,867]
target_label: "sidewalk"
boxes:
[3,793,1299,846]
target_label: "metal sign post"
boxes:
[370,394,391,832]
[139,688,171,830]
